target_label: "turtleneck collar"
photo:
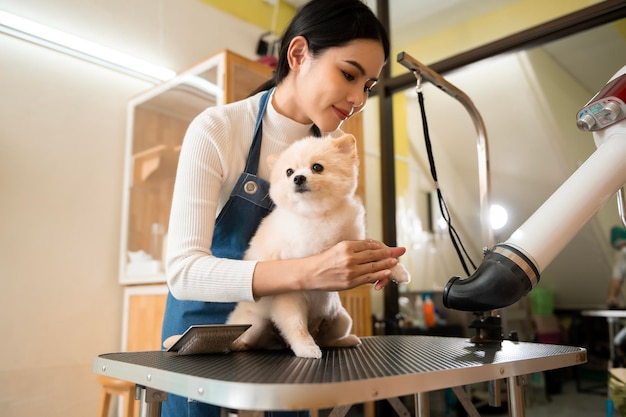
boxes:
[264,89,319,143]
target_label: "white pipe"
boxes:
[506,122,626,272]
[443,65,626,312]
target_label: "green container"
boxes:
[529,287,554,316]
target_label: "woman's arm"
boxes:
[166,108,259,302]
[251,240,405,298]
[166,101,406,303]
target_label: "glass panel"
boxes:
[384,0,604,71]
[127,80,218,265]
[373,17,626,304]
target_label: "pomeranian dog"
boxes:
[227,133,410,359]
[227,134,409,358]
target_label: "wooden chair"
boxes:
[96,289,167,417]
[96,374,139,417]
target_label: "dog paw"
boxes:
[292,343,322,359]
[230,338,251,352]
[324,334,361,348]
[343,334,361,347]
[391,263,411,284]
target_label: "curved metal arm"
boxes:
[397,51,493,248]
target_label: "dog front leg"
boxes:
[271,295,322,359]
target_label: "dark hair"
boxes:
[255,0,389,92]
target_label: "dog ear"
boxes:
[334,134,357,157]
[266,153,279,170]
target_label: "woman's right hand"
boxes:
[305,239,406,291]
[251,239,406,298]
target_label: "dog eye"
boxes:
[286,168,294,177]
[311,163,324,173]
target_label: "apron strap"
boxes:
[244,88,322,174]
[244,88,272,174]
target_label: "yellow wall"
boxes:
[201,0,297,33]
[617,18,626,39]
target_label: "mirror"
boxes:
[364,12,626,314]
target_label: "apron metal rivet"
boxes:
[244,180,258,194]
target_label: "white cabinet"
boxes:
[118,50,273,285]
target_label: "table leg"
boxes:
[386,397,411,417]
[507,375,526,417]
[451,386,480,417]
[136,385,167,417]
[414,392,429,417]
[489,379,502,407]
[609,317,617,368]
[328,405,351,417]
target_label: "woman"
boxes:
[161,1,404,416]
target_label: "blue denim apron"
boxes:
[161,89,315,417]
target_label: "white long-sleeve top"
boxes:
[166,90,341,302]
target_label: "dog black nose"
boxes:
[293,175,306,185]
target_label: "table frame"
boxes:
[581,310,626,368]
[94,336,586,417]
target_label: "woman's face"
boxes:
[288,38,386,132]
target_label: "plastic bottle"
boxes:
[423,294,436,328]
[414,296,424,327]
[150,223,165,260]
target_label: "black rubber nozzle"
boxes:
[442,244,539,312]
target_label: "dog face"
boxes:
[267,133,359,215]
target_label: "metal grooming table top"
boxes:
[94,335,586,411]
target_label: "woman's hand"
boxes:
[251,239,406,298]
[306,239,406,291]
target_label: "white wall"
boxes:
[0,1,265,416]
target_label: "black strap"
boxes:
[245,88,273,174]
[417,90,476,275]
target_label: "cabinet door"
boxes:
[223,50,274,103]
[123,285,168,351]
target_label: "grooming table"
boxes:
[582,310,626,368]
[93,335,586,417]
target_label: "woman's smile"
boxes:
[332,105,351,121]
